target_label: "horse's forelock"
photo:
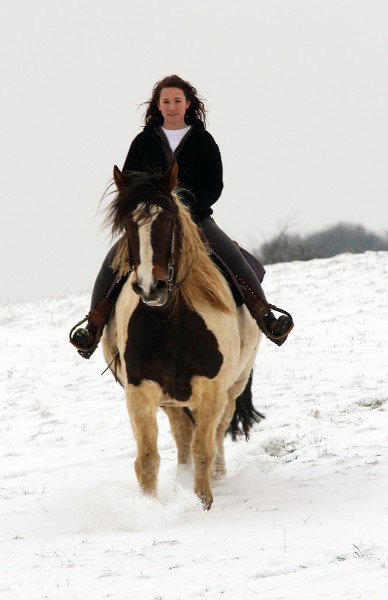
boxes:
[106,171,178,236]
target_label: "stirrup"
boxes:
[69,315,99,355]
[260,304,294,342]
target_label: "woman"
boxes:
[70,75,293,358]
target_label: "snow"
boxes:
[1,251,387,600]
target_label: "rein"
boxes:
[167,218,193,291]
[101,350,120,381]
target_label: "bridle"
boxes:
[167,219,178,292]
[125,208,192,295]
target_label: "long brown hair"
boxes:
[144,75,207,127]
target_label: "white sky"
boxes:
[1,0,388,302]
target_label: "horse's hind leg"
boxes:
[126,385,160,497]
[162,407,194,465]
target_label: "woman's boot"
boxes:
[199,217,294,346]
[69,291,115,359]
[69,241,124,359]
[239,281,294,346]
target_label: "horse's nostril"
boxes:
[153,280,167,292]
[152,279,167,294]
[132,281,143,295]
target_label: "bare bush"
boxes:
[253,223,388,265]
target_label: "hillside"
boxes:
[1,251,387,600]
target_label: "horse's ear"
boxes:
[160,160,179,192]
[113,165,125,190]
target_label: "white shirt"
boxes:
[162,126,191,152]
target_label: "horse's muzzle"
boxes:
[132,279,169,307]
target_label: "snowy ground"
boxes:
[1,251,387,600]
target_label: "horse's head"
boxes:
[110,162,181,307]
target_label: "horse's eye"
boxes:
[166,218,172,226]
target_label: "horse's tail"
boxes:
[226,371,265,441]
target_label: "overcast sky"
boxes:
[1,0,387,303]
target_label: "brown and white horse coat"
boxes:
[102,163,261,509]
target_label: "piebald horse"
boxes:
[102,162,262,509]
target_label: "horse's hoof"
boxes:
[197,491,213,510]
[212,467,226,481]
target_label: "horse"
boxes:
[102,161,262,509]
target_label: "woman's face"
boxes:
[158,87,190,130]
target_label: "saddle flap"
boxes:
[210,246,265,308]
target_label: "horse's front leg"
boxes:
[213,398,236,479]
[126,384,160,497]
[191,385,226,510]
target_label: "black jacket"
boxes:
[122,120,223,219]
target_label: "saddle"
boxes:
[210,245,265,307]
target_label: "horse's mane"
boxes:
[107,172,234,315]
[171,193,234,314]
